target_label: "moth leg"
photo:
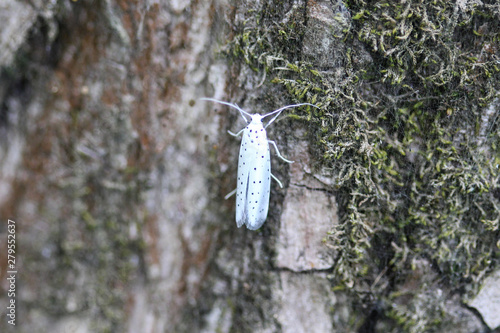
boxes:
[228,129,244,137]
[271,173,283,188]
[224,188,237,199]
[268,140,294,163]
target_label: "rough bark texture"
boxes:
[0,0,499,333]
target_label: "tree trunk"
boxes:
[0,0,499,332]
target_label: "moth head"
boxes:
[249,114,264,125]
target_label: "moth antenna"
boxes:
[263,103,319,128]
[200,97,251,123]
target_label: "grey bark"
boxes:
[0,0,497,333]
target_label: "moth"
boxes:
[202,98,317,230]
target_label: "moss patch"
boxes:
[223,0,499,330]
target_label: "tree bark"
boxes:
[0,0,498,332]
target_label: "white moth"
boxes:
[202,98,317,230]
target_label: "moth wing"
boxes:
[235,129,252,228]
[244,132,271,230]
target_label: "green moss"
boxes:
[222,0,499,331]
